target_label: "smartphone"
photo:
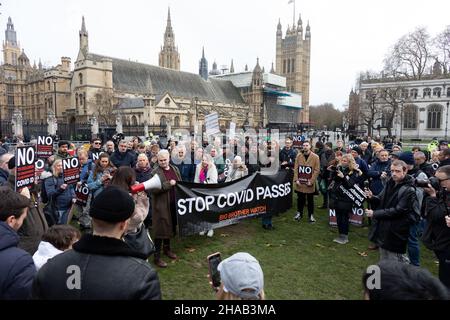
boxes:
[207,252,222,289]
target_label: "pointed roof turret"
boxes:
[230,59,235,73]
[270,62,275,73]
[245,64,248,71]
[253,58,262,73]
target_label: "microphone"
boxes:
[130,175,162,194]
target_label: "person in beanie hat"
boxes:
[32,186,161,300]
[350,145,368,182]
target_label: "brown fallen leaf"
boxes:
[186,248,196,253]
[358,252,368,257]
[220,233,230,237]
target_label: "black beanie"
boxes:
[352,146,362,156]
[58,140,69,148]
[89,186,135,223]
[8,156,15,170]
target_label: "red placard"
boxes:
[36,136,53,159]
[297,165,313,184]
[15,146,36,190]
[75,183,90,206]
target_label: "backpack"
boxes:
[398,185,423,223]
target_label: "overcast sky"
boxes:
[2,0,449,109]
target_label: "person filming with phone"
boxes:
[207,252,265,300]
[422,165,450,290]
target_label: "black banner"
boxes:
[338,182,367,207]
[176,171,293,237]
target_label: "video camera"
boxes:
[112,133,125,146]
[415,176,440,190]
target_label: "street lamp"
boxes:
[399,100,404,141]
[52,77,57,118]
[446,101,449,140]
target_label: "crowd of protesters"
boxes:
[0,132,450,300]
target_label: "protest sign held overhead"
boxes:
[176,171,293,237]
[15,146,36,190]
[62,157,80,185]
[36,136,53,159]
[205,112,220,136]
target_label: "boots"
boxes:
[154,253,168,268]
[163,245,177,260]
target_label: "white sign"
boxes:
[205,112,220,136]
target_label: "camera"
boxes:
[415,176,440,190]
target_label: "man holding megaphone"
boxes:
[132,150,181,268]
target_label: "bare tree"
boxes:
[383,27,433,80]
[433,25,450,73]
[377,86,411,137]
[360,91,382,137]
[309,103,343,130]
[90,88,117,126]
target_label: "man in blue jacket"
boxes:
[110,139,137,168]
[0,187,36,300]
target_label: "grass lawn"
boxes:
[153,194,439,300]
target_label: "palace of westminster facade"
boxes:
[0,9,311,134]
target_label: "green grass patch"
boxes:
[153,194,438,300]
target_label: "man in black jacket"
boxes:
[365,160,416,263]
[422,165,450,290]
[110,139,137,168]
[32,186,161,300]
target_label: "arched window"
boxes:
[283,60,286,74]
[433,87,442,97]
[174,116,180,127]
[427,104,442,129]
[79,73,83,85]
[291,59,295,73]
[75,94,79,108]
[410,89,418,99]
[131,115,138,126]
[447,87,450,98]
[287,59,291,73]
[423,88,431,98]
[47,81,50,91]
[160,116,167,127]
[403,105,417,129]
[79,93,83,106]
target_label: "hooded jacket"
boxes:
[32,241,63,271]
[110,150,137,168]
[0,221,36,300]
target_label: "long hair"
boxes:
[52,159,63,177]
[340,154,362,176]
[93,153,115,180]
[109,166,136,191]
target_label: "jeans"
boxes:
[335,208,349,236]
[296,192,314,218]
[262,215,272,226]
[407,219,426,266]
[57,209,70,225]
[435,250,450,290]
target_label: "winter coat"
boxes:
[293,151,320,194]
[225,165,248,182]
[279,147,297,170]
[53,151,70,161]
[44,174,75,210]
[17,192,48,255]
[173,160,196,182]
[0,221,36,300]
[367,159,391,195]
[110,150,137,168]
[328,168,362,212]
[151,165,181,239]
[127,191,150,233]
[32,234,161,300]
[87,171,108,198]
[135,164,153,183]
[194,163,218,184]
[0,167,9,186]
[422,195,450,252]
[368,175,416,254]
[32,241,63,271]
[79,160,94,184]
